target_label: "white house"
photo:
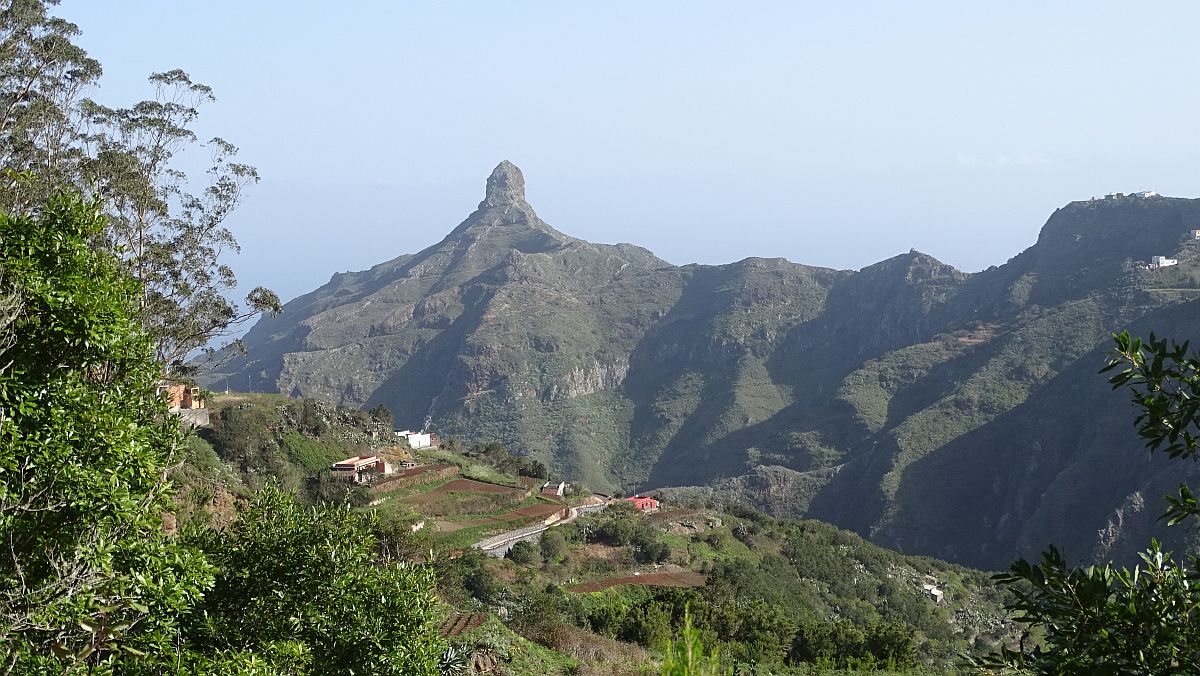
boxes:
[1152,256,1179,268]
[541,481,568,497]
[395,430,436,449]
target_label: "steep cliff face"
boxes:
[206,170,1200,568]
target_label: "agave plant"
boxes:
[439,644,470,675]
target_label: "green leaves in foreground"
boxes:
[661,610,730,676]
[184,486,444,675]
[974,542,1200,675]
[0,194,213,669]
[975,332,1200,674]
[0,196,443,673]
[1103,330,1200,464]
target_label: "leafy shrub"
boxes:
[508,540,538,565]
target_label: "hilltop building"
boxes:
[624,495,660,512]
[331,455,393,484]
[1103,190,1159,200]
[396,430,439,449]
[1151,256,1179,268]
[157,381,204,411]
[156,380,209,427]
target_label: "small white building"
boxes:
[395,430,437,449]
[541,481,568,497]
[922,583,945,604]
[1192,229,1200,240]
[1132,190,1159,198]
[1152,256,1180,268]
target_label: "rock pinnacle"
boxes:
[481,160,526,207]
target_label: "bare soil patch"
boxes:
[576,543,625,562]
[449,501,565,528]
[438,612,486,638]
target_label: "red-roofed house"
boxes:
[624,496,660,512]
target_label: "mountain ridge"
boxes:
[204,163,1200,568]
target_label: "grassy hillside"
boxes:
[173,393,1018,674]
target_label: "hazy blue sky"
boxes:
[63,1,1200,305]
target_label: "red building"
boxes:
[624,495,660,512]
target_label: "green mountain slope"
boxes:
[203,164,1200,568]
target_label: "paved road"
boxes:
[473,501,601,557]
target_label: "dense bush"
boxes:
[185,486,443,674]
[508,541,538,565]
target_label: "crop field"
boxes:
[450,501,564,528]
[568,571,707,593]
[401,478,526,504]
[438,612,487,638]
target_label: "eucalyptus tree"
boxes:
[0,0,279,368]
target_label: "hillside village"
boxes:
[166,392,1012,673]
[151,184,1200,673]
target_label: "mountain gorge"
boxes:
[205,164,1200,569]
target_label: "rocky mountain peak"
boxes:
[481,160,526,208]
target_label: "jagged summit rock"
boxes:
[480,160,526,208]
[445,161,566,245]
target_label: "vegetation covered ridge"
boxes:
[176,389,1018,674]
[210,159,1200,570]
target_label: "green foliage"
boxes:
[435,549,503,607]
[199,396,376,501]
[1104,331,1200,524]
[791,619,918,671]
[438,644,469,675]
[0,194,213,669]
[980,543,1199,675]
[508,540,538,565]
[281,431,342,472]
[540,530,568,564]
[0,2,279,367]
[978,331,1200,674]
[368,403,394,428]
[184,486,444,675]
[466,441,548,479]
[662,609,724,672]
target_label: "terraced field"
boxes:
[450,501,565,527]
[438,612,487,638]
[400,478,526,504]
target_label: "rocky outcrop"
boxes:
[544,359,629,401]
